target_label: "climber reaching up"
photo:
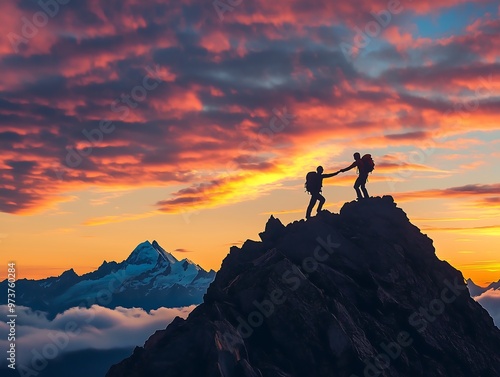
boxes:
[304,166,340,219]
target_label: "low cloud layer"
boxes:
[1,292,498,373]
[0,304,194,367]
[475,289,500,327]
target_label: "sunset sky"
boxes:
[0,0,498,285]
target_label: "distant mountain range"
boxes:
[0,240,215,317]
[467,278,500,297]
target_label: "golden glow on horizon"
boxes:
[0,1,499,291]
[1,179,499,288]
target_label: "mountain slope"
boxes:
[107,196,500,377]
[0,240,215,317]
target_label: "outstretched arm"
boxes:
[322,171,340,178]
[340,162,357,173]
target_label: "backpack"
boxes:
[361,154,375,173]
[305,171,322,193]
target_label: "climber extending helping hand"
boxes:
[339,152,375,201]
[304,153,375,219]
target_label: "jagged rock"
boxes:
[107,196,500,377]
[259,216,286,243]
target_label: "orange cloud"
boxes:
[421,225,500,235]
[83,211,160,226]
[200,32,231,53]
[394,184,500,206]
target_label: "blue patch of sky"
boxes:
[411,2,498,39]
[349,1,498,78]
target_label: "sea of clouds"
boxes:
[1,289,498,370]
[0,304,195,367]
[475,289,500,328]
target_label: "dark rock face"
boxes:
[107,196,500,377]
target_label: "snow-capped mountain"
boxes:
[0,240,216,317]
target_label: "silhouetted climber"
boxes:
[340,152,375,200]
[305,166,339,219]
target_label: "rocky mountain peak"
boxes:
[107,196,500,377]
